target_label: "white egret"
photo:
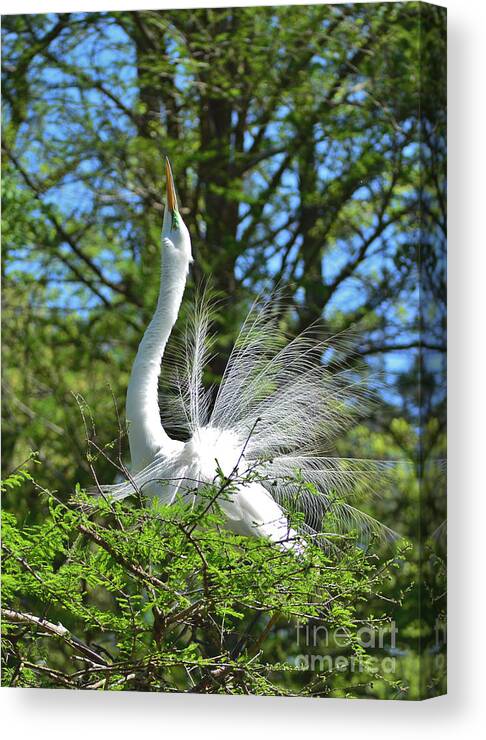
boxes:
[100,159,392,551]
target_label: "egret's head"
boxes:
[162,157,193,266]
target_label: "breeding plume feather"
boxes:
[99,159,394,551]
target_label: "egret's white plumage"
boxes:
[101,159,392,551]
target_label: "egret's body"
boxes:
[102,160,391,550]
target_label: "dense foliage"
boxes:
[2,461,410,696]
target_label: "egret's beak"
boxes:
[165,157,178,214]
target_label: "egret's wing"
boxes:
[217,481,303,552]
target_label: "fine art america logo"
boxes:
[293,621,399,674]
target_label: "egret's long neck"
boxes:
[126,247,187,469]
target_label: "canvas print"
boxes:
[1,2,447,699]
